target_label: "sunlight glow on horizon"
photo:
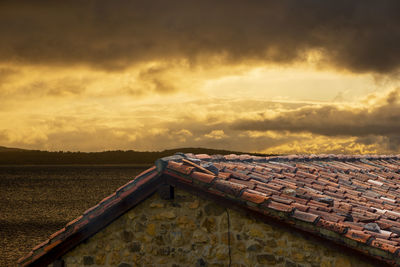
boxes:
[1,58,399,153]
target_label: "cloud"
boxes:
[232,89,400,150]
[355,135,400,153]
[0,76,88,98]
[136,64,178,94]
[27,77,87,96]
[0,130,8,143]
[0,1,399,73]
[2,92,400,154]
[7,126,291,153]
[204,130,227,140]
[0,67,18,84]
[232,89,400,136]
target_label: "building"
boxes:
[18,153,400,266]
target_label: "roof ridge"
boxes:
[183,153,400,163]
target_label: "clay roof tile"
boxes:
[211,178,248,197]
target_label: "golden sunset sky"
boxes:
[1,1,400,154]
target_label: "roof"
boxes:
[19,153,400,266]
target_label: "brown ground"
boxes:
[0,165,148,267]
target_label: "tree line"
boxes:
[0,147,270,165]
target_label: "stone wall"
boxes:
[62,188,375,267]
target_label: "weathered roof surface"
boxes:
[19,153,400,266]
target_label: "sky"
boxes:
[1,0,400,154]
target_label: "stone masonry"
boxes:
[62,188,375,267]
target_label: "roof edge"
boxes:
[18,166,162,267]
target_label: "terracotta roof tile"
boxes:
[32,239,49,251]
[370,239,400,254]
[224,169,251,180]
[167,161,195,175]
[248,172,271,182]
[260,182,284,191]
[17,252,33,265]
[241,189,270,204]
[228,178,256,189]
[285,195,309,205]
[390,237,400,244]
[316,219,348,234]
[267,200,294,213]
[191,171,216,185]
[375,238,399,247]
[291,202,310,212]
[217,172,231,180]
[182,159,215,175]
[308,199,330,208]
[345,229,373,243]
[49,227,66,240]
[44,240,62,252]
[308,208,342,222]
[195,154,212,160]
[292,209,319,223]
[65,215,83,228]
[270,195,294,205]
[363,230,393,240]
[163,169,192,184]
[341,221,366,231]
[212,179,248,197]
[224,154,240,161]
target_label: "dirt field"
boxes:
[0,165,148,266]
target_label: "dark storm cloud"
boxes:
[232,89,400,144]
[0,0,399,73]
[355,135,400,152]
[0,67,18,84]
[137,65,177,94]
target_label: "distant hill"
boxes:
[0,146,26,152]
[0,146,272,165]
